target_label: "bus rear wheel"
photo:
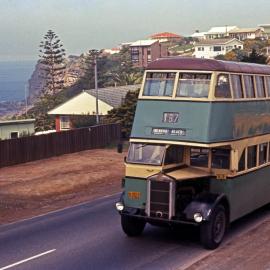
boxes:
[121,215,146,237]
[200,204,227,250]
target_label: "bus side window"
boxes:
[259,143,267,165]
[211,148,230,169]
[215,74,231,98]
[164,145,184,165]
[190,148,209,167]
[243,75,255,98]
[238,149,246,171]
[247,145,257,169]
[231,74,244,99]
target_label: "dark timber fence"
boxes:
[0,124,121,168]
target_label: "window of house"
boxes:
[143,72,176,97]
[231,74,244,98]
[211,148,230,169]
[190,148,209,167]
[243,75,255,98]
[131,47,139,62]
[238,149,246,171]
[60,116,70,130]
[259,143,267,165]
[215,74,231,98]
[164,145,184,165]
[213,46,222,51]
[255,76,265,98]
[265,77,270,97]
[10,131,19,139]
[247,145,257,169]
[176,73,211,98]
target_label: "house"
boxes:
[0,119,35,140]
[48,85,140,131]
[190,31,207,40]
[193,38,243,59]
[149,32,183,43]
[205,26,238,39]
[258,24,270,37]
[229,28,263,40]
[130,39,168,68]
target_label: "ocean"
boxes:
[0,61,36,102]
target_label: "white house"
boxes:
[205,26,238,39]
[229,28,263,40]
[193,38,243,59]
[190,32,207,40]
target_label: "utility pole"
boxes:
[94,56,99,124]
[24,83,28,117]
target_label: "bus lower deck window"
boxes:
[164,145,184,165]
[259,143,267,165]
[211,148,230,169]
[247,145,257,169]
[190,148,209,167]
[238,150,246,171]
[143,72,176,97]
[176,73,211,98]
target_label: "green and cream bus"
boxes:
[115,57,270,249]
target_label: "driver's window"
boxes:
[164,145,184,165]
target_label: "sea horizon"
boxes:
[0,60,36,102]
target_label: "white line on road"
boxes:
[0,249,56,270]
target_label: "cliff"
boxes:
[28,55,85,103]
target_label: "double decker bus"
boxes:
[115,57,270,249]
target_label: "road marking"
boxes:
[0,249,56,270]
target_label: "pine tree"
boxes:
[39,30,66,95]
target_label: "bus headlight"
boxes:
[194,212,203,223]
[116,202,124,211]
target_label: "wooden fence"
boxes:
[0,124,121,168]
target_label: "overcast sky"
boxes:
[1,0,270,61]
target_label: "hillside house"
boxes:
[130,40,168,68]
[193,38,243,59]
[149,32,183,43]
[0,119,35,140]
[205,26,238,39]
[229,28,263,40]
[48,85,140,131]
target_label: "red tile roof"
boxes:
[150,32,182,39]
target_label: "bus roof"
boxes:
[147,57,270,75]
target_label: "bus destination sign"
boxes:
[152,128,186,136]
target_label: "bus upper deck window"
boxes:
[215,74,231,98]
[231,74,244,99]
[176,73,211,98]
[243,75,255,98]
[143,72,176,97]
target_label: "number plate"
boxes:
[128,191,141,200]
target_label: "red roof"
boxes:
[150,32,182,39]
[147,57,270,75]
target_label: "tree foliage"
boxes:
[26,30,67,131]
[105,89,140,137]
[39,30,66,95]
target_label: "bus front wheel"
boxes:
[121,215,146,237]
[200,204,227,249]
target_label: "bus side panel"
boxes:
[209,101,270,142]
[123,178,147,209]
[209,166,270,222]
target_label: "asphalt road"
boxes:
[0,194,269,270]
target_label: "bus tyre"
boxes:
[121,215,146,237]
[200,204,227,250]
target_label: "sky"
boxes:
[1,0,270,61]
